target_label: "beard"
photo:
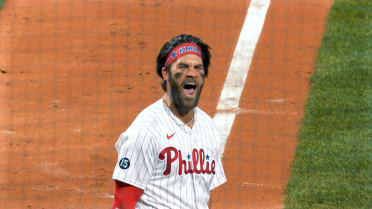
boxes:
[168,71,204,115]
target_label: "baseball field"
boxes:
[0,0,371,208]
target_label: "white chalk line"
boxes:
[39,162,71,175]
[1,130,15,135]
[213,0,271,156]
[216,107,298,116]
[242,181,282,189]
[30,0,272,200]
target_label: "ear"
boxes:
[161,67,169,81]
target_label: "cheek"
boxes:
[199,72,205,82]
[173,72,184,80]
[199,78,205,88]
[168,74,181,90]
[200,70,205,78]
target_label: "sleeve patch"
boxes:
[119,157,130,169]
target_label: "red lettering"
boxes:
[187,161,194,174]
[178,150,188,175]
[159,147,216,176]
[159,147,178,176]
[211,160,216,174]
[205,161,210,174]
[192,149,201,174]
[199,149,205,174]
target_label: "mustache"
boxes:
[182,79,197,85]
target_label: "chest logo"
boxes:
[159,147,216,176]
[166,132,176,140]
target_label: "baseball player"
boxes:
[112,34,226,209]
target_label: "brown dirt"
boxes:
[211,0,332,208]
[0,0,331,208]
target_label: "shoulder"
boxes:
[132,99,163,128]
[115,99,164,151]
[195,107,223,144]
[196,107,224,156]
[196,107,220,131]
[126,99,165,136]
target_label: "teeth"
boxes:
[184,83,196,89]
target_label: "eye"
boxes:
[195,65,203,71]
[178,64,188,70]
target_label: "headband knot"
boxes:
[164,43,202,68]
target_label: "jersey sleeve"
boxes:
[209,150,227,191]
[112,128,156,190]
[209,126,227,191]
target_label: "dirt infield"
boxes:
[0,0,331,208]
[211,1,332,208]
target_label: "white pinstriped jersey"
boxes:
[112,99,227,209]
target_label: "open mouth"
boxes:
[183,83,196,96]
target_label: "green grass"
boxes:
[0,0,4,9]
[284,0,372,208]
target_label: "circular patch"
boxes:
[119,157,130,169]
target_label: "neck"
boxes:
[163,95,195,128]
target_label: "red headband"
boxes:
[164,43,202,68]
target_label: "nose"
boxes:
[186,67,198,77]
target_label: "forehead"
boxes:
[172,54,203,66]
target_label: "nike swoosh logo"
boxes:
[167,132,175,140]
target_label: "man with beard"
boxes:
[112,34,226,209]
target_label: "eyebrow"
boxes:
[177,62,203,68]
[177,62,188,67]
